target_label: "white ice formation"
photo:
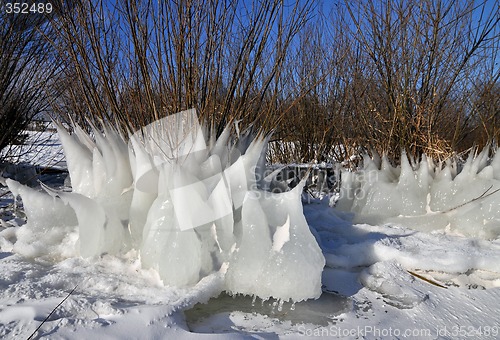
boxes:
[336,148,500,239]
[7,109,325,302]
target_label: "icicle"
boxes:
[12,109,326,303]
[336,145,500,239]
[491,148,500,179]
[362,153,378,171]
[371,149,382,169]
[271,300,278,313]
[277,299,284,312]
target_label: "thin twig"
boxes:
[407,270,447,289]
[0,189,12,199]
[441,185,500,213]
[27,284,79,340]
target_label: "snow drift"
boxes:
[336,148,500,239]
[6,109,324,303]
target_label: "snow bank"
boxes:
[336,148,500,239]
[7,109,325,303]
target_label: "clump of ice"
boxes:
[7,109,325,303]
[336,148,500,239]
[7,179,79,259]
[359,261,429,309]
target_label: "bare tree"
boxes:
[46,0,499,164]
[0,7,61,162]
[50,0,316,137]
[342,0,499,159]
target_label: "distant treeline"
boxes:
[1,0,499,163]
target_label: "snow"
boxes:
[1,117,500,338]
[4,109,325,304]
[0,128,66,171]
[2,198,500,338]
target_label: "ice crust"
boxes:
[7,109,325,302]
[336,148,500,239]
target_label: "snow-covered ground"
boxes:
[1,127,500,339]
[1,128,66,170]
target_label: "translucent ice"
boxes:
[58,191,130,257]
[6,179,78,259]
[336,148,500,239]
[257,180,325,302]
[225,192,273,296]
[10,109,325,303]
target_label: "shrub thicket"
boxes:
[2,0,498,164]
[0,7,60,162]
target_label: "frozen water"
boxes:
[4,134,500,338]
[225,192,273,297]
[6,179,78,259]
[336,148,500,239]
[7,109,325,303]
[256,179,325,301]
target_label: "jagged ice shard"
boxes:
[7,109,325,302]
[336,148,500,240]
